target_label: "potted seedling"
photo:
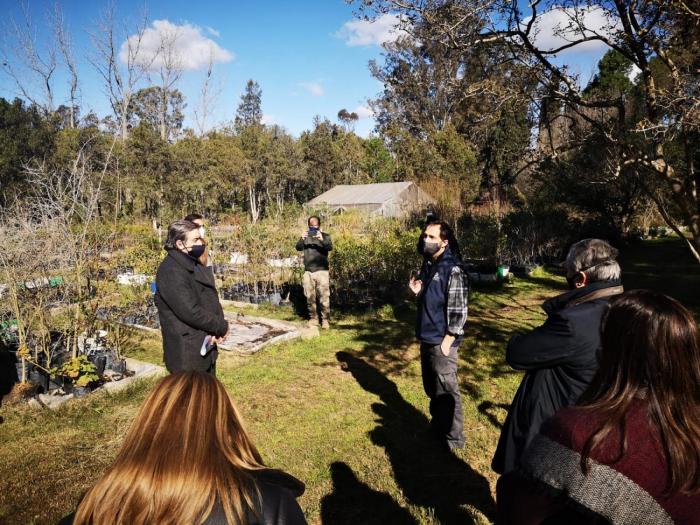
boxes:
[55,356,100,397]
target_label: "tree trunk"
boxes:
[248,185,260,224]
[643,178,700,263]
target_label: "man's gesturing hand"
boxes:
[409,276,422,295]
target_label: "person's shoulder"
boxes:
[541,406,601,451]
[449,264,464,275]
[253,468,305,498]
[251,469,307,524]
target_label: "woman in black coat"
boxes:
[155,220,229,374]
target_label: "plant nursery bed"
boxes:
[217,312,306,355]
[26,357,165,410]
[107,299,311,356]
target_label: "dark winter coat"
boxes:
[154,249,228,373]
[295,232,332,272]
[491,279,624,475]
[57,468,308,525]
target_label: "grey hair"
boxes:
[564,238,621,282]
[164,220,199,250]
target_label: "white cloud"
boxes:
[337,13,408,47]
[261,114,277,125]
[299,82,324,97]
[524,6,621,54]
[120,19,234,72]
[353,104,374,119]
[206,26,220,38]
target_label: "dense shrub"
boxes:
[330,223,421,306]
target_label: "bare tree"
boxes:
[90,2,152,140]
[21,134,117,358]
[153,23,184,141]
[1,0,57,115]
[193,45,223,136]
[50,1,79,128]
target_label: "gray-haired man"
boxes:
[492,239,624,475]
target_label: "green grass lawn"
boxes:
[1,239,697,525]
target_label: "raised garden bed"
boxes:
[217,311,304,355]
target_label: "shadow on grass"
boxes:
[337,351,496,524]
[478,401,511,430]
[320,461,416,525]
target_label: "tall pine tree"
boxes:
[234,79,262,131]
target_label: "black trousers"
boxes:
[420,342,464,448]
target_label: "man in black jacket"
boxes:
[295,216,333,329]
[492,238,624,474]
[155,220,229,374]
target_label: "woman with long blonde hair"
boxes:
[59,371,306,525]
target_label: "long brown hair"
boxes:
[579,290,700,494]
[74,372,266,524]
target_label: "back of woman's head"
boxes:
[582,290,700,494]
[74,372,265,525]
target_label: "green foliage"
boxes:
[235,79,263,130]
[426,126,478,190]
[0,97,56,206]
[363,137,395,182]
[122,235,163,276]
[125,86,186,141]
[458,207,576,265]
[458,213,504,262]
[584,50,635,97]
[170,134,246,214]
[330,221,421,304]
[55,355,99,387]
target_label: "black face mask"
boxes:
[421,241,442,258]
[186,244,205,260]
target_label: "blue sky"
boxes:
[0,0,615,138]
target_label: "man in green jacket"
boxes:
[295,216,333,329]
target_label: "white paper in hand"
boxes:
[200,335,213,356]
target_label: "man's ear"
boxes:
[575,271,588,288]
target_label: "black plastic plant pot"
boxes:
[29,369,49,393]
[49,376,64,392]
[109,358,127,375]
[73,386,90,398]
[93,355,107,376]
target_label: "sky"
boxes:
[0,0,619,138]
